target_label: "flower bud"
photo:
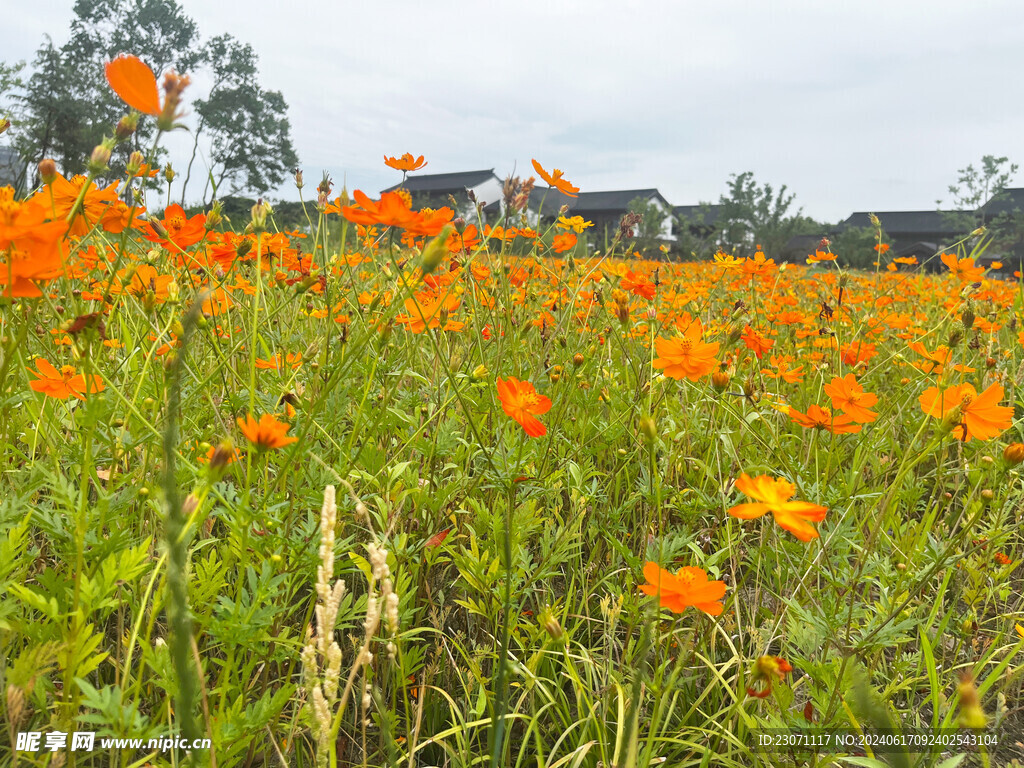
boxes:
[572,353,585,367]
[957,674,987,729]
[88,142,112,174]
[712,369,730,392]
[250,198,272,232]
[639,415,657,444]
[115,113,139,141]
[164,163,176,184]
[38,158,57,185]
[419,225,453,276]
[126,150,144,176]
[208,440,236,473]
[0,117,10,135]
[961,302,975,331]
[293,168,304,189]
[539,606,565,643]
[471,364,488,382]
[205,199,223,230]
[1003,443,1024,466]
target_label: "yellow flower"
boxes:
[556,215,593,234]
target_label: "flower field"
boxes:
[3,56,1024,768]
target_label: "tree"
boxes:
[186,35,298,202]
[0,60,25,122]
[939,155,1023,260]
[716,171,813,258]
[9,0,296,199]
[625,196,669,257]
[829,224,878,270]
[672,202,720,260]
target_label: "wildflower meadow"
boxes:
[2,54,1024,768]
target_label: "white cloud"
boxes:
[4,0,1024,223]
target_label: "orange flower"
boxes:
[531,159,579,197]
[34,173,121,237]
[741,326,774,359]
[341,190,418,229]
[551,232,577,254]
[653,322,719,381]
[639,562,726,616]
[728,473,828,542]
[105,54,161,115]
[761,355,804,384]
[496,377,552,438]
[746,655,793,698]
[0,187,66,297]
[822,373,878,423]
[940,252,985,282]
[400,291,461,334]
[28,358,105,401]
[105,54,190,129]
[840,340,877,367]
[621,269,656,299]
[919,382,1013,442]
[255,352,303,370]
[384,153,427,172]
[142,203,207,251]
[788,403,861,434]
[236,413,297,451]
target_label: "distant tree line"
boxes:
[0,0,297,203]
[618,158,1024,268]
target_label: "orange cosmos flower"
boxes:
[255,352,303,370]
[919,382,1013,442]
[34,173,122,237]
[788,403,861,434]
[105,54,190,129]
[28,358,105,400]
[653,322,719,381]
[531,159,579,197]
[621,269,656,299]
[384,153,427,172]
[840,340,877,367]
[940,252,985,282]
[639,562,726,616]
[761,355,805,384]
[236,413,297,451]
[728,473,828,542]
[741,326,774,359]
[823,373,878,423]
[142,203,207,251]
[105,54,161,115]
[551,232,577,254]
[341,190,418,229]
[496,377,552,438]
[0,187,67,297]
[401,291,461,334]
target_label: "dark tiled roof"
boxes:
[381,169,498,194]
[572,189,669,213]
[527,186,577,215]
[673,204,721,226]
[840,210,966,235]
[978,187,1024,218]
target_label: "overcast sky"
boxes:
[5,0,1024,222]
